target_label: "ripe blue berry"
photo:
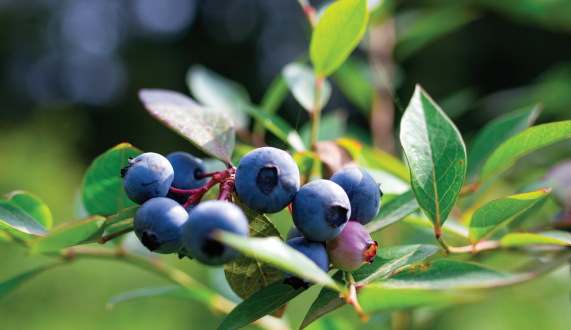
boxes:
[235,147,300,214]
[286,225,302,241]
[134,197,188,254]
[182,201,249,266]
[330,167,381,225]
[326,221,377,272]
[292,179,351,242]
[121,152,174,205]
[166,152,207,204]
[282,237,330,290]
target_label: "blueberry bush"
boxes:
[2,0,571,329]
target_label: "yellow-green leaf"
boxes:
[468,189,551,245]
[30,215,106,254]
[310,0,369,78]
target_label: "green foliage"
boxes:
[479,120,571,182]
[468,189,551,245]
[81,143,142,217]
[4,3,571,329]
[310,0,369,77]
[1,191,52,230]
[139,89,235,167]
[0,202,49,237]
[282,63,332,112]
[29,215,106,254]
[400,85,467,228]
[224,198,283,300]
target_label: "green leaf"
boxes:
[300,109,347,149]
[365,190,419,234]
[301,244,439,328]
[395,7,480,60]
[186,64,250,130]
[479,120,571,183]
[310,0,369,77]
[332,57,373,115]
[213,231,341,292]
[1,191,53,229]
[378,260,531,289]
[0,261,63,300]
[468,189,551,245]
[359,287,474,314]
[500,230,571,248]
[106,206,139,227]
[217,280,306,330]
[30,215,106,254]
[466,105,541,181]
[81,143,143,217]
[400,85,467,228]
[139,89,235,166]
[282,63,332,112]
[240,103,305,152]
[224,198,283,300]
[107,285,217,310]
[300,272,346,329]
[260,74,288,115]
[0,203,50,236]
[104,206,138,235]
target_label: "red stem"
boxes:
[177,168,235,209]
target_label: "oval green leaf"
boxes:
[224,198,283,300]
[139,89,235,166]
[240,103,305,152]
[468,189,551,245]
[2,191,53,229]
[500,230,571,248]
[0,203,50,236]
[282,63,332,112]
[82,143,143,217]
[107,285,217,310]
[310,0,369,78]
[378,260,530,289]
[466,104,541,181]
[217,280,306,330]
[0,261,63,300]
[186,64,250,130]
[365,190,419,234]
[479,120,571,182]
[30,215,106,254]
[400,85,467,228]
[213,231,341,292]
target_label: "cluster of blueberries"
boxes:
[121,147,382,289]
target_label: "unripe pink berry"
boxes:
[326,221,378,272]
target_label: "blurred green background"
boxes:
[1,0,571,329]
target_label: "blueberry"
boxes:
[122,152,174,205]
[182,200,249,266]
[330,167,381,225]
[134,197,188,254]
[282,237,329,290]
[235,147,300,214]
[286,225,302,241]
[326,221,378,272]
[292,179,351,242]
[166,152,207,204]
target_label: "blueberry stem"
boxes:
[310,76,325,150]
[296,0,318,28]
[98,227,134,244]
[168,168,237,208]
[345,272,369,322]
